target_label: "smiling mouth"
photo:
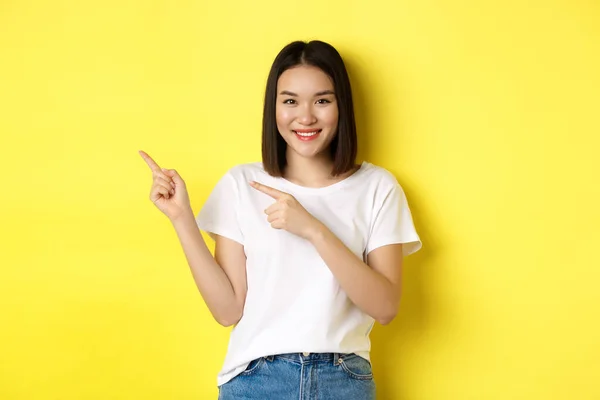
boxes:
[293,129,321,141]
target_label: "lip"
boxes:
[294,129,321,133]
[293,129,321,141]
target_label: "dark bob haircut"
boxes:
[262,40,358,177]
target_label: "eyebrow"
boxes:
[279,90,335,97]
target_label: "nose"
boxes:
[297,104,317,125]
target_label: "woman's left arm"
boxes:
[250,181,404,325]
[309,224,403,325]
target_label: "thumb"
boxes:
[163,168,185,186]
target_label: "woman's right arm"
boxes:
[139,151,246,327]
[171,212,247,327]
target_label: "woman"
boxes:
[140,40,421,399]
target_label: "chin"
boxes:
[293,144,333,160]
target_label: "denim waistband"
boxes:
[267,352,355,365]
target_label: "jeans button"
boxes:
[302,352,310,356]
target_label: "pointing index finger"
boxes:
[250,181,286,199]
[139,150,161,172]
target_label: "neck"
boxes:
[284,148,335,187]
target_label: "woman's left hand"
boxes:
[250,181,323,241]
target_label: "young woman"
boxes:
[140,40,421,399]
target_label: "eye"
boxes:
[316,99,331,104]
[283,99,296,105]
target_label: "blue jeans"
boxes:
[218,352,376,399]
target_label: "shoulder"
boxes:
[223,162,267,181]
[219,162,274,193]
[360,162,402,190]
[206,163,265,198]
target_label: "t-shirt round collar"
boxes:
[272,161,370,195]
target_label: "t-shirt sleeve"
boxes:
[195,172,244,245]
[365,183,422,257]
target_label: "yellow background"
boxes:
[1,0,599,399]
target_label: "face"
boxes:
[275,65,339,161]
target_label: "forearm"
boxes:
[309,224,399,325]
[171,210,241,326]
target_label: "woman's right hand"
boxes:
[139,150,192,221]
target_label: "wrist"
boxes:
[170,207,195,227]
[307,221,328,244]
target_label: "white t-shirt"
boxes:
[196,161,421,386]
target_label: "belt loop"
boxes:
[266,355,274,362]
[334,352,340,366]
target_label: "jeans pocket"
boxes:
[338,354,374,380]
[240,357,265,376]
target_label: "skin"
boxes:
[276,65,340,186]
[139,65,404,326]
[140,151,245,327]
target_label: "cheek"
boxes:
[276,107,294,127]
[320,107,339,129]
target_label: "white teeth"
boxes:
[295,131,319,137]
